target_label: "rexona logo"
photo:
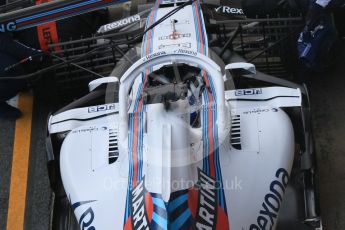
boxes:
[250,168,289,230]
[72,200,96,230]
[215,6,244,15]
[98,15,140,33]
[195,169,218,229]
[0,22,17,32]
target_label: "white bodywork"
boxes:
[48,1,303,229]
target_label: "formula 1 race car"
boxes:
[0,0,322,229]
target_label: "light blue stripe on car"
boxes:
[153,212,168,230]
[17,0,100,23]
[167,194,188,212]
[170,209,191,230]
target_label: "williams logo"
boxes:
[0,22,17,32]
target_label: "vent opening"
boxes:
[230,115,242,150]
[109,128,119,164]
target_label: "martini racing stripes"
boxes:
[191,0,207,56]
[130,179,150,229]
[167,190,193,229]
[151,194,168,230]
[192,0,229,228]
[13,0,129,31]
[124,0,167,229]
[124,0,230,228]
[194,169,218,229]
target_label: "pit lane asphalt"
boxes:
[0,93,52,230]
[0,44,345,230]
[310,42,345,230]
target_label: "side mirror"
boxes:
[225,62,256,76]
[89,77,119,92]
